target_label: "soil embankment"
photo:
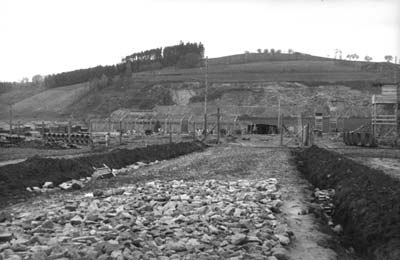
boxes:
[0,141,205,208]
[294,145,400,260]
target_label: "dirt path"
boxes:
[93,142,355,260]
[1,142,353,259]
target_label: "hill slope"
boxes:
[2,83,90,120]
[0,56,397,122]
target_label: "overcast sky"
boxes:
[1,0,399,82]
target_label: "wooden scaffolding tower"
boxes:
[371,82,400,142]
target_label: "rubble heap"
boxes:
[0,178,292,260]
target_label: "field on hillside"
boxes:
[0,84,45,114]
[0,82,90,120]
[134,60,387,83]
[0,58,392,122]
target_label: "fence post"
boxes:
[193,121,196,141]
[280,113,284,146]
[68,120,72,144]
[169,117,172,144]
[119,120,122,145]
[17,121,20,138]
[89,119,94,149]
[217,107,221,144]
[300,113,303,146]
[42,121,45,136]
[304,123,309,146]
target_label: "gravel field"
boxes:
[0,140,350,260]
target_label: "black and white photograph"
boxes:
[0,0,399,259]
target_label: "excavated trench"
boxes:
[0,141,206,208]
[293,146,400,260]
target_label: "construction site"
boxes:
[1,53,400,259]
[1,0,400,254]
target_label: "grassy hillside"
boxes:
[0,83,89,120]
[0,54,397,122]
[133,59,390,83]
[0,84,45,115]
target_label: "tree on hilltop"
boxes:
[32,75,44,85]
[364,56,372,62]
[346,53,359,60]
[384,55,393,63]
[177,52,202,68]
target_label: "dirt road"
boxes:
[0,141,354,259]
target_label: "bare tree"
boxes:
[334,49,343,59]
[20,77,29,83]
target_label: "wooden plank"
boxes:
[372,96,398,104]
[372,120,396,122]
[382,85,398,91]
[372,122,397,125]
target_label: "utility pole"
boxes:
[193,121,196,141]
[68,119,72,144]
[277,96,281,133]
[217,107,221,144]
[17,121,20,138]
[280,113,284,146]
[89,119,94,149]
[203,56,208,136]
[119,120,122,145]
[169,116,172,144]
[300,113,304,146]
[9,103,12,140]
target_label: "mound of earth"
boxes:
[294,146,400,260]
[0,141,205,208]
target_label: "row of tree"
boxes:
[335,49,395,63]
[347,54,395,63]
[162,42,204,67]
[123,42,205,72]
[44,41,205,88]
[44,64,126,88]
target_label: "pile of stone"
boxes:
[313,188,342,233]
[1,178,291,260]
[25,161,162,194]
